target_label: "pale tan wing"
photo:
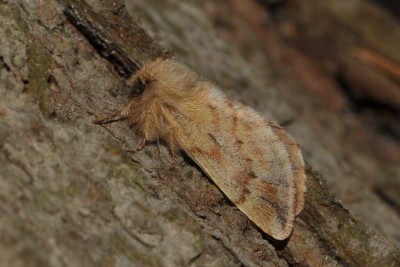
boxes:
[174,98,306,240]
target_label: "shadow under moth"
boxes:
[94,58,306,240]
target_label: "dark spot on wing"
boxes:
[208,133,219,146]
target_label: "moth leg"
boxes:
[166,126,177,165]
[156,136,164,164]
[125,109,153,155]
[156,136,161,155]
[93,102,132,125]
[171,149,177,165]
[126,137,146,154]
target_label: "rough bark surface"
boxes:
[1,0,399,266]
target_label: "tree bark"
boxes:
[0,0,399,266]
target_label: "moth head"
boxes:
[129,58,199,97]
[130,75,150,96]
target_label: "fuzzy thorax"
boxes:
[125,59,211,150]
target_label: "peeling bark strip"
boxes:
[64,4,139,77]
[63,0,170,78]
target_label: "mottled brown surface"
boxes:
[1,0,399,266]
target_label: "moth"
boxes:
[94,58,306,240]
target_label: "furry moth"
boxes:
[94,58,306,240]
